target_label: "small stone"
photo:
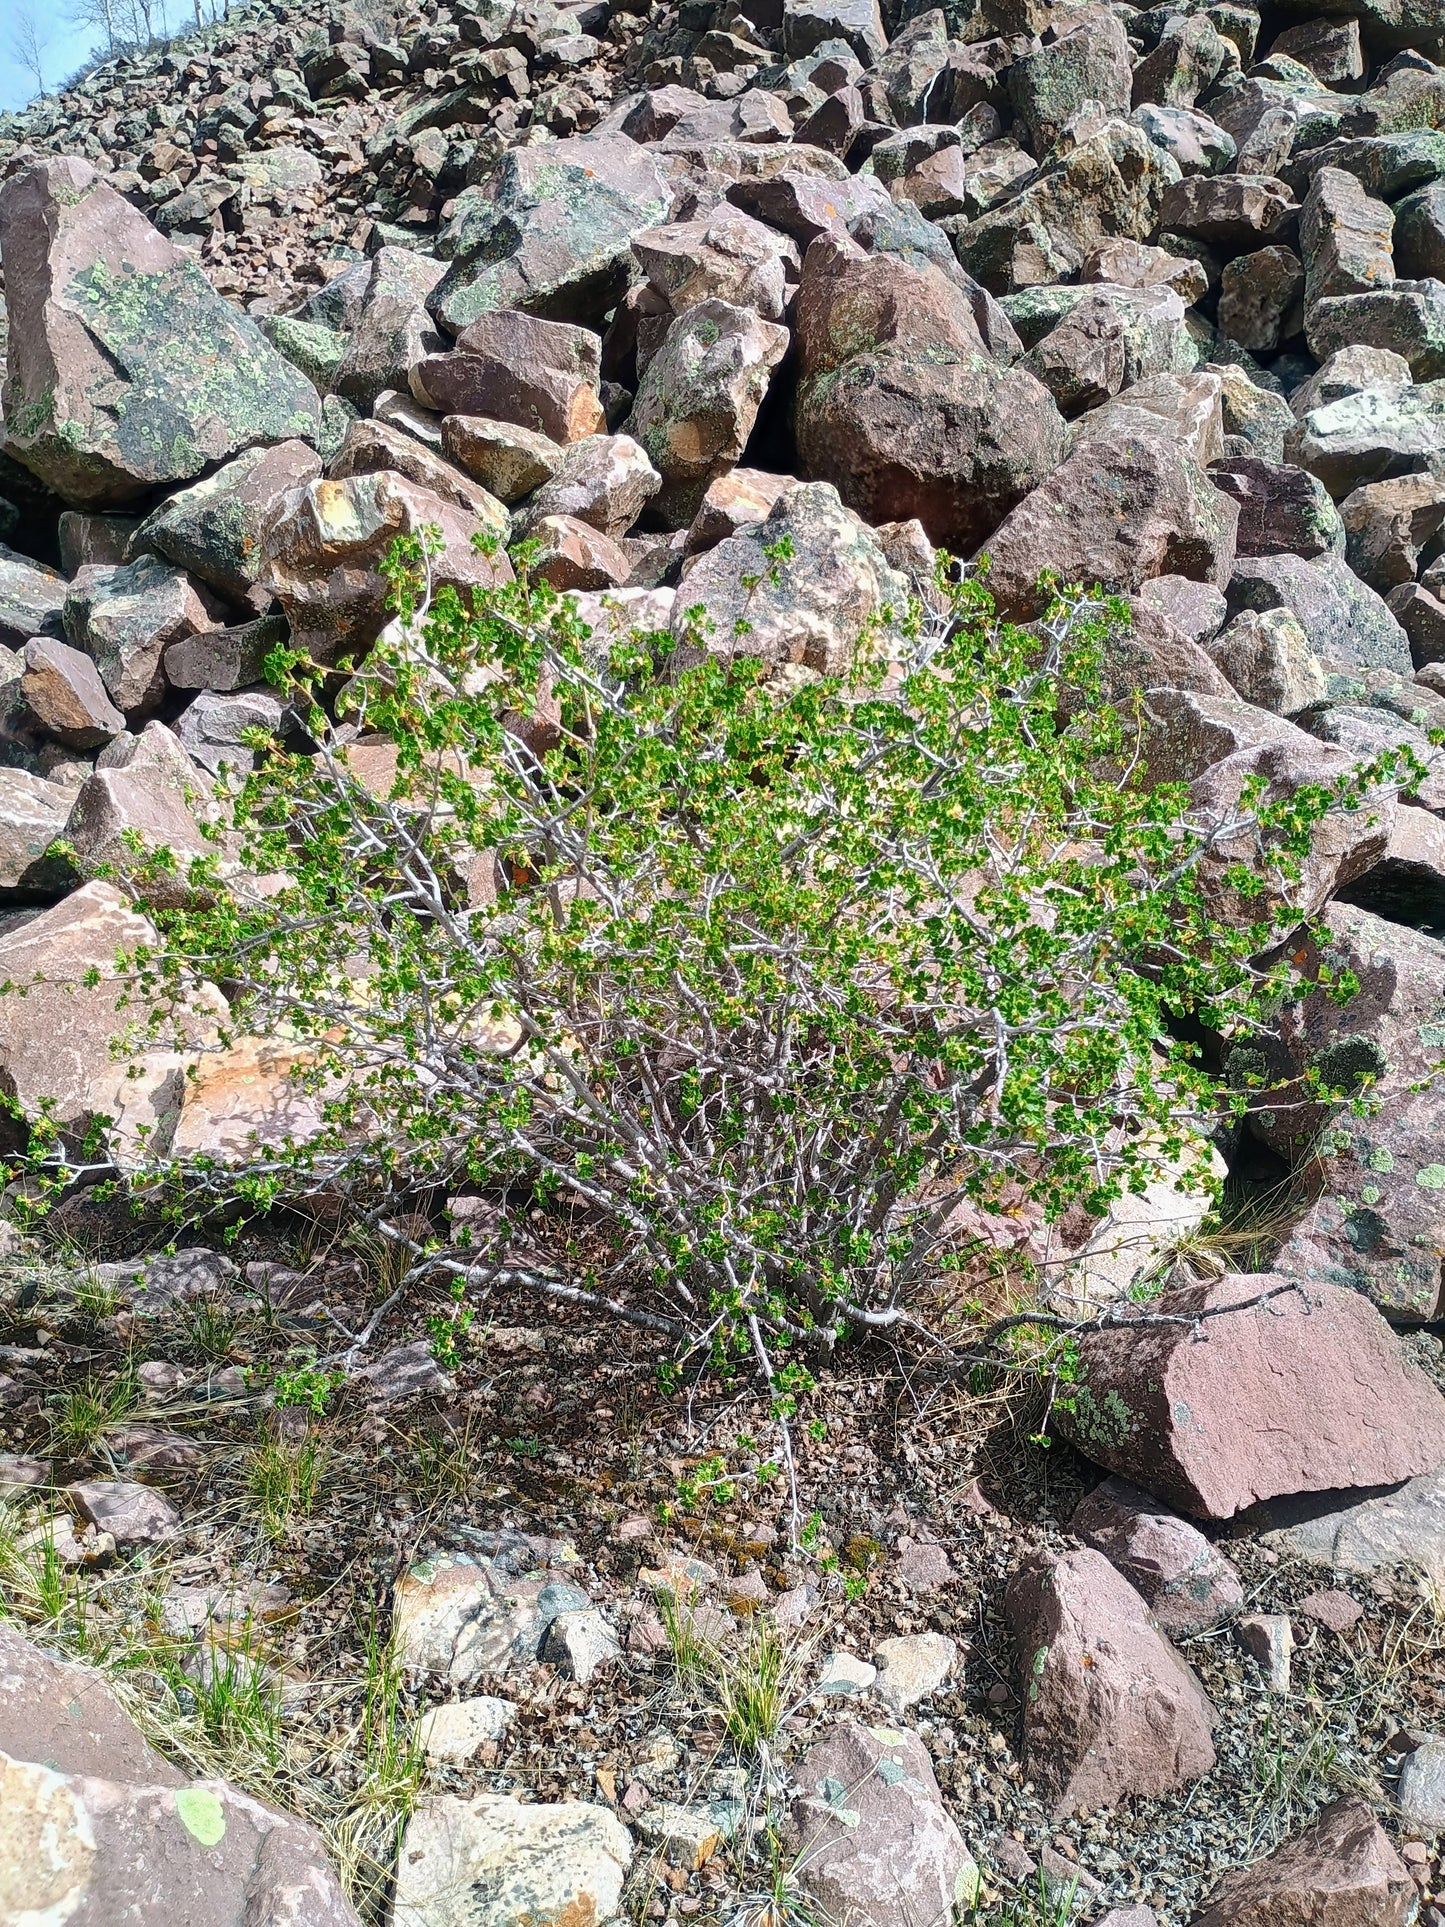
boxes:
[350,1343,453,1407]
[816,1651,878,1697]
[66,1479,179,1549]
[873,1632,956,1712]
[541,1608,620,1685]
[393,1794,631,1927]
[1297,1589,1364,1634]
[894,1537,952,1592]
[418,1696,517,1765]
[635,1799,738,1869]
[1399,1738,1445,1836]
[1237,1613,1295,1692]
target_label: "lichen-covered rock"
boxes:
[627,300,789,525]
[1057,1274,1445,1519]
[1226,549,1412,676]
[1071,1477,1245,1635]
[330,246,446,410]
[132,441,322,602]
[0,546,66,650]
[393,1793,631,1927]
[794,234,1066,550]
[0,158,321,507]
[63,554,220,720]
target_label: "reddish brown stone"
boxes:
[1191,1798,1413,1927]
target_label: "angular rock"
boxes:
[67,1480,179,1548]
[1158,174,1298,249]
[794,234,1066,551]
[782,0,886,65]
[64,554,219,719]
[20,638,125,750]
[1395,182,1445,282]
[1398,1737,1445,1833]
[627,300,788,525]
[417,1697,516,1766]
[1227,550,1412,676]
[1210,456,1342,559]
[1007,9,1133,157]
[1308,283,1445,382]
[64,723,211,898]
[1072,371,1227,468]
[1218,246,1306,353]
[164,616,287,695]
[787,1721,979,1927]
[726,170,893,248]
[430,135,672,335]
[393,1793,631,1927]
[415,310,606,445]
[1007,1548,1216,1816]
[325,419,508,537]
[514,435,660,541]
[1339,798,1445,925]
[540,1609,621,1684]
[393,1540,588,1681]
[1071,1476,1245,1635]
[0,770,77,899]
[132,441,322,603]
[0,546,66,650]
[1300,167,1396,312]
[686,468,796,554]
[1191,1799,1413,1927]
[1342,473,1445,592]
[175,689,288,778]
[633,211,794,321]
[1208,607,1327,716]
[674,482,911,674]
[1259,1465,1445,1574]
[530,515,632,591]
[440,417,562,504]
[983,435,1239,619]
[0,158,320,508]
[1290,378,1445,498]
[1057,1274,1445,1520]
[1237,1612,1294,1691]
[331,246,446,411]
[873,1632,956,1712]
[261,472,511,664]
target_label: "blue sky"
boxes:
[0,20,111,114]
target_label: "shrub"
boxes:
[36,537,1406,1416]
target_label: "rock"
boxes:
[260,471,511,664]
[894,1537,952,1591]
[1139,574,1229,644]
[1214,363,1298,462]
[530,515,632,591]
[873,1632,956,1712]
[816,1650,878,1696]
[67,1480,179,1549]
[0,1748,359,1924]
[1073,371,1227,468]
[0,158,320,508]
[1226,550,1412,676]
[726,170,892,248]
[417,1697,517,1765]
[392,1793,632,1927]
[1131,14,1232,113]
[1007,9,1133,157]
[1006,1548,1216,1816]
[1236,1612,1294,1691]
[414,311,606,445]
[633,210,794,321]
[1057,1274,1445,1521]
[1308,284,1445,382]
[393,1541,588,1681]
[175,690,288,778]
[64,554,219,720]
[1158,174,1298,249]
[540,1609,620,1684]
[674,482,911,674]
[429,135,672,336]
[635,1800,738,1869]
[1342,473,1445,592]
[782,0,886,65]
[1300,167,1396,312]
[1209,608,1327,715]
[1209,455,1342,559]
[787,1720,980,1927]
[165,1035,331,1161]
[325,419,509,537]
[1389,582,1445,665]
[982,435,1239,619]
[794,235,1066,550]
[440,418,563,502]
[1396,183,1445,282]
[1071,1476,1244,1634]
[0,547,66,650]
[1191,1798,1414,1927]
[108,1427,206,1473]
[1258,1466,1445,1574]
[627,300,788,526]
[1290,379,1445,498]
[20,639,125,750]
[515,436,660,541]
[63,724,211,899]
[1398,1737,1445,1835]
[1218,246,1306,352]
[1133,103,1237,177]
[132,442,322,604]
[1298,1589,1364,1634]
[686,468,796,553]
[164,617,286,695]
[0,1621,183,1786]
[0,770,75,899]
[331,247,446,411]
[349,1343,452,1406]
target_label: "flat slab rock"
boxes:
[1056,1275,1445,1520]
[1255,1465,1445,1574]
[392,1792,631,1927]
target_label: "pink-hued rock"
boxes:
[787,1721,979,1926]
[1006,1548,1216,1816]
[1190,1798,1414,1927]
[1057,1275,1445,1521]
[1071,1477,1244,1635]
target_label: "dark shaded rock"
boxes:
[1210,456,1342,559]
[133,442,322,603]
[1226,550,1412,675]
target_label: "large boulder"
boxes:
[982,435,1239,618]
[1191,1799,1414,1927]
[673,482,912,674]
[63,554,220,721]
[330,246,446,411]
[786,1721,979,1926]
[132,441,322,603]
[413,310,606,446]
[260,471,512,664]
[1226,550,1411,676]
[627,301,789,526]
[0,158,321,507]
[793,235,1066,551]
[1006,1548,1217,1816]
[1056,1274,1445,1520]
[0,1621,183,1786]
[429,136,672,336]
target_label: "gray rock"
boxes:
[393,1793,632,1927]
[64,555,220,720]
[1209,608,1327,715]
[1398,1736,1445,1834]
[417,1697,516,1765]
[175,690,288,777]
[540,1608,620,1684]
[1236,1613,1294,1691]
[1290,378,1445,498]
[872,1632,956,1712]
[67,1480,179,1548]
[0,546,66,650]
[514,436,660,541]
[393,1538,588,1681]
[331,246,446,410]
[0,770,76,900]
[1258,1466,1445,1574]
[1226,549,1412,676]
[439,417,563,503]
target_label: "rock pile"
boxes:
[2,0,1445,1917]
